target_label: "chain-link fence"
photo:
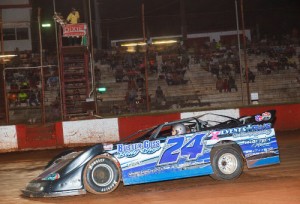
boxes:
[3,65,61,124]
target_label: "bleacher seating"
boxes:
[95,50,300,115]
[8,48,297,120]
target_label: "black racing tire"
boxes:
[210,146,244,181]
[83,155,121,194]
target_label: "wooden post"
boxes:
[240,0,250,105]
[0,9,3,56]
[88,0,98,115]
[142,2,150,112]
[38,7,46,124]
[235,0,244,104]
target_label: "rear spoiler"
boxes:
[240,110,276,126]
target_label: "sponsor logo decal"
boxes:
[255,112,272,122]
[89,158,105,170]
[211,131,220,140]
[209,123,272,140]
[63,23,87,37]
[128,161,208,177]
[117,140,161,158]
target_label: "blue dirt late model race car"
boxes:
[22,110,280,197]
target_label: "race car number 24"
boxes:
[158,133,206,165]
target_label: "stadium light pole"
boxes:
[38,7,46,124]
[88,0,98,115]
[52,0,63,121]
[240,0,250,105]
[142,1,150,112]
[235,0,244,104]
[0,18,3,56]
[38,8,43,68]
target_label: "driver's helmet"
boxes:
[172,124,186,135]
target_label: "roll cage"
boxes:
[118,110,276,143]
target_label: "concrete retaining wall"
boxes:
[0,104,299,152]
[0,125,18,152]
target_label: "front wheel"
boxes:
[210,146,244,180]
[83,155,121,194]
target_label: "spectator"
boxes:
[49,96,60,121]
[67,8,80,45]
[8,93,18,107]
[20,81,29,90]
[67,8,80,24]
[166,72,173,85]
[29,89,39,106]
[136,74,145,89]
[128,79,137,90]
[112,104,121,115]
[127,88,137,112]
[18,91,28,106]
[165,71,188,85]
[136,88,150,110]
[155,86,165,106]
[172,72,182,85]
[228,76,238,92]
[216,77,223,92]
[47,76,59,88]
[222,78,229,92]
[257,59,268,73]
[248,70,256,83]
[115,68,124,82]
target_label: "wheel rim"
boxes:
[217,153,238,175]
[91,163,114,187]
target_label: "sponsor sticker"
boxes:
[255,112,271,122]
[209,123,272,140]
[117,140,161,158]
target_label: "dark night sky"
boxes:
[31,0,300,49]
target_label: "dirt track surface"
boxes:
[0,130,300,204]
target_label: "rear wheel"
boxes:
[210,146,244,180]
[83,155,121,194]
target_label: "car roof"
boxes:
[160,117,199,126]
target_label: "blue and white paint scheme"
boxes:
[22,110,281,197]
[108,119,280,185]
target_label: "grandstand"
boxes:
[95,51,300,116]
[2,45,300,124]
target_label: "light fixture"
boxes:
[42,23,51,28]
[152,40,177,45]
[0,54,17,58]
[120,40,177,47]
[121,42,146,47]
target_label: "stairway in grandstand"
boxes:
[248,68,300,104]
[186,64,244,107]
[246,54,300,104]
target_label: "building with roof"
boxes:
[0,0,32,53]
